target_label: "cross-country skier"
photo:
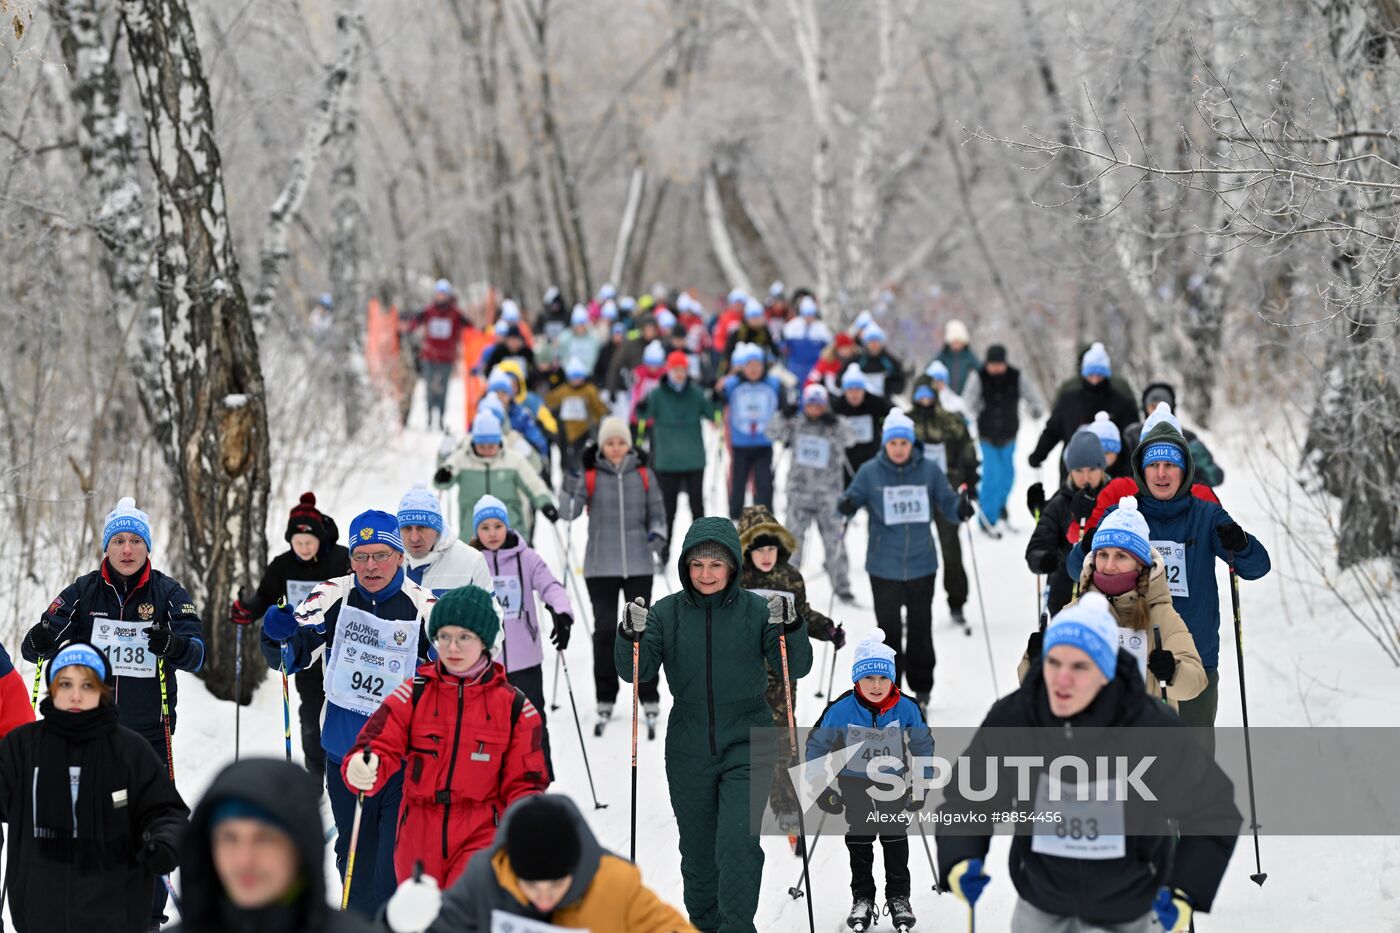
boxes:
[434,410,558,543]
[1024,431,1108,617]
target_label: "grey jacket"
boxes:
[767,410,854,501]
[559,445,667,579]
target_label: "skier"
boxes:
[434,410,558,543]
[544,356,611,473]
[628,340,668,429]
[558,418,667,736]
[479,326,537,386]
[1028,342,1138,479]
[615,517,812,933]
[389,794,695,932]
[809,332,860,394]
[915,361,974,427]
[232,491,350,781]
[831,365,893,486]
[485,370,549,462]
[1068,404,1270,745]
[909,382,980,624]
[938,594,1241,932]
[397,484,496,596]
[1024,431,1108,617]
[719,343,783,518]
[723,299,779,371]
[837,412,975,711]
[344,584,549,888]
[807,630,931,932]
[854,325,906,398]
[468,495,571,774]
[556,305,603,377]
[636,350,716,555]
[605,314,662,399]
[0,642,187,933]
[1021,496,1208,710]
[959,343,1046,532]
[1084,410,1129,479]
[780,295,832,385]
[1121,382,1225,487]
[737,505,844,848]
[767,383,857,602]
[172,758,377,933]
[932,318,979,394]
[404,279,475,431]
[259,510,438,916]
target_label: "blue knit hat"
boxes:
[397,484,445,535]
[348,510,404,554]
[472,410,504,445]
[472,495,510,532]
[1141,440,1186,470]
[851,630,897,682]
[841,364,867,392]
[570,305,590,326]
[1043,592,1118,681]
[210,798,294,838]
[732,343,764,367]
[925,361,950,384]
[487,372,513,396]
[864,325,887,344]
[564,356,589,381]
[1087,411,1122,454]
[1081,342,1112,378]
[1091,496,1153,566]
[913,385,935,403]
[882,410,915,445]
[601,300,619,321]
[103,497,152,552]
[643,340,666,367]
[47,642,110,686]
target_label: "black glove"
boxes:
[25,622,59,659]
[836,498,858,517]
[816,787,843,815]
[1147,649,1177,685]
[433,466,452,485]
[829,623,847,650]
[1034,550,1062,574]
[144,626,186,658]
[956,489,976,522]
[1217,522,1247,553]
[548,610,573,650]
[1070,486,1097,522]
[541,503,560,523]
[138,831,179,874]
[1026,482,1046,518]
[1028,451,1045,469]
[964,483,979,501]
[1026,630,1044,661]
[1080,525,1096,552]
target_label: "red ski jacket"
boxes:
[410,301,471,365]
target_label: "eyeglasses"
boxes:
[434,631,482,648]
[351,550,397,565]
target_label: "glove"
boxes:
[386,872,443,933]
[836,498,858,517]
[828,623,847,650]
[1034,550,1061,574]
[137,831,179,875]
[549,611,573,650]
[648,532,667,557]
[144,626,187,658]
[1070,486,1097,522]
[1026,482,1046,518]
[433,466,452,486]
[1080,525,1096,552]
[25,622,58,659]
[1028,451,1045,469]
[948,857,991,906]
[1147,649,1177,685]
[964,483,979,501]
[1026,630,1044,661]
[345,751,381,793]
[622,597,648,637]
[816,787,843,815]
[229,599,255,626]
[541,503,560,523]
[262,602,298,642]
[956,489,976,522]
[1217,521,1247,553]
[767,594,800,632]
[1153,887,1194,932]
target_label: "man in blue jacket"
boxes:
[1068,404,1269,746]
[261,509,438,916]
[721,343,784,518]
[837,411,975,712]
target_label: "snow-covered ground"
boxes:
[45,376,1400,931]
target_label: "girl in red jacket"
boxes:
[343,585,549,888]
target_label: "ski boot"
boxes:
[847,896,877,931]
[643,701,660,740]
[593,703,613,737]
[977,513,1002,539]
[887,895,916,931]
[914,692,930,719]
[836,589,857,605]
[950,607,971,636]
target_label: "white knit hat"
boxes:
[852,629,897,682]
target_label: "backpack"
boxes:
[584,465,651,499]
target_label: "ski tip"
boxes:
[964,626,973,636]
[1250,872,1268,886]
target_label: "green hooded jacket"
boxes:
[615,516,813,756]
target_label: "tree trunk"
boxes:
[843,0,898,308]
[710,150,782,291]
[702,164,752,297]
[785,0,841,308]
[608,161,647,291]
[120,0,271,704]
[328,7,367,435]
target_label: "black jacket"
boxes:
[1024,478,1105,617]
[831,392,894,478]
[27,563,205,736]
[975,364,1024,445]
[170,758,377,933]
[243,544,352,619]
[935,654,1240,924]
[1029,379,1138,474]
[0,705,189,933]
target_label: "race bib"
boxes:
[847,724,901,769]
[1150,540,1189,597]
[688,355,702,378]
[883,485,930,525]
[844,415,874,444]
[559,396,588,422]
[286,579,322,610]
[493,576,524,620]
[490,911,586,933]
[1118,626,1149,680]
[794,435,831,469]
[925,442,948,474]
[325,605,419,718]
[864,371,887,397]
[1030,774,1126,860]
[426,317,453,340]
[734,391,770,425]
[92,619,156,679]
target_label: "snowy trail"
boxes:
[62,376,1400,930]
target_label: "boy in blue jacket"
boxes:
[808,629,933,931]
[721,343,784,518]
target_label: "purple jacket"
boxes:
[475,532,571,672]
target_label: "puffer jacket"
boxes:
[558,446,667,579]
[840,443,964,581]
[436,442,554,539]
[472,532,571,673]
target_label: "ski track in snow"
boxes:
[39,375,1400,930]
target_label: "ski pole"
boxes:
[1229,559,1267,886]
[550,522,595,638]
[787,811,827,898]
[914,813,941,892]
[341,748,371,910]
[775,599,816,933]
[813,643,830,699]
[630,625,640,862]
[234,619,243,760]
[558,652,606,810]
[549,652,562,712]
[157,630,175,782]
[823,640,839,700]
[1152,624,1169,704]
[161,874,183,916]
[277,599,293,761]
[962,510,1000,698]
[30,660,43,711]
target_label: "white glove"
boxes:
[386,872,443,933]
[767,594,792,627]
[623,597,649,635]
[346,751,380,792]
